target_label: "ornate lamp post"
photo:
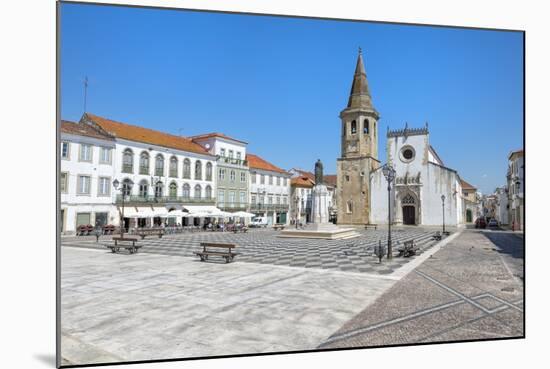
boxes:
[382,164,396,259]
[294,195,300,229]
[441,194,446,234]
[113,179,133,238]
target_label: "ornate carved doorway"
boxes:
[401,193,416,225]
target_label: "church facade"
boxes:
[337,50,470,227]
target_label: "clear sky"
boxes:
[60,3,523,194]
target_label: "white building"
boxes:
[507,149,524,230]
[370,124,464,226]
[60,120,117,234]
[288,168,337,224]
[248,154,291,225]
[495,186,509,225]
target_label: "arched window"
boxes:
[139,152,149,174]
[122,178,133,197]
[402,194,415,205]
[169,182,177,199]
[154,181,163,198]
[182,183,190,199]
[155,154,164,176]
[183,158,191,179]
[346,200,353,213]
[351,120,357,134]
[195,160,202,180]
[194,184,202,199]
[138,179,148,198]
[206,162,213,181]
[363,119,369,134]
[169,156,178,177]
[122,149,134,173]
[205,185,212,199]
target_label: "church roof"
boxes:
[82,113,213,156]
[246,153,287,174]
[345,49,377,111]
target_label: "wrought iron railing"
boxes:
[250,203,290,211]
[116,195,215,205]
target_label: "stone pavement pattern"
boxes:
[319,230,524,348]
[62,227,440,275]
[61,246,399,365]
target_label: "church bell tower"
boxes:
[336,49,380,225]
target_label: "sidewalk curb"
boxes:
[391,230,463,279]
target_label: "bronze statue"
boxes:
[315,159,323,184]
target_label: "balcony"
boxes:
[217,203,249,211]
[250,203,290,212]
[116,195,215,205]
[217,157,248,166]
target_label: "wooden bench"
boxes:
[273,224,285,231]
[398,240,419,257]
[195,242,238,263]
[365,224,378,230]
[134,228,164,240]
[107,237,141,254]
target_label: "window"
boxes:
[240,191,246,204]
[283,196,288,205]
[251,172,256,184]
[61,142,70,159]
[183,158,191,179]
[206,162,213,181]
[403,149,413,159]
[228,150,234,158]
[351,120,357,134]
[343,122,346,136]
[276,176,281,186]
[218,190,225,204]
[276,195,281,204]
[236,152,241,160]
[205,185,212,199]
[122,149,134,173]
[347,200,353,214]
[269,175,273,185]
[139,152,150,174]
[169,157,178,177]
[155,154,165,176]
[77,175,91,195]
[154,181,163,198]
[76,213,91,227]
[268,196,273,204]
[400,146,415,162]
[261,174,265,184]
[230,170,236,182]
[79,144,92,162]
[194,184,202,199]
[122,178,132,197]
[229,191,235,205]
[99,147,112,164]
[284,177,287,186]
[60,172,68,193]
[139,180,148,197]
[251,195,256,204]
[240,172,246,182]
[345,175,350,182]
[98,177,111,196]
[219,148,225,157]
[182,183,190,199]
[363,119,369,134]
[219,168,225,180]
[195,160,202,180]
[168,182,177,199]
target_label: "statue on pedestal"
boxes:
[315,159,323,185]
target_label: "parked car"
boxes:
[488,219,498,228]
[250,217,268,228]
[475,217,487,229]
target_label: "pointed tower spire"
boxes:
[346,48,375,110]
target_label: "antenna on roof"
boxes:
[83,76,89,114]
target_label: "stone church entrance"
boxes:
[402,206,415,225]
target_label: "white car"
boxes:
[250,217,268,228]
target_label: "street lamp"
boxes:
[293,195,300,229]
[441,194,446,234]
[113,179,133,238]
[382,164,396,259]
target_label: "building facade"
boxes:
[191,133,250,214]
[460,179,479,224]
[495,186,509,225]
[507,149,524,230]
[290,175,314,225]
[248,154,291,225]
[336,50,381,225]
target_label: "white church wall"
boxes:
[422,164,459,226]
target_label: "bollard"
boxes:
[378,240,383,264]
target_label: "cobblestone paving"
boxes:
[318,230,524,348]
[62,227,441,275]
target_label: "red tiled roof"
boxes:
[291,176,314,188]
[460,179,477,191]
[61,120,115,141]
[324,175,337,187]
[246,153,287,174]
[190,132,248,145]
[83,113,212,156]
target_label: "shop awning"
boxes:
[182,206,223,215]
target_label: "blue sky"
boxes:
[60,3,523,194]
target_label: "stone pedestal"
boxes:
[311,184,330,224]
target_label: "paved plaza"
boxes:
[62,227,441,275]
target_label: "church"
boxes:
[337,50,467,226]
